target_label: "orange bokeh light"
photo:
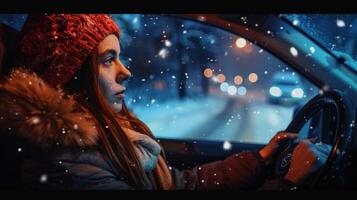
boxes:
[203,68,213,78]
[248,73,258,83]
[216,73,226,83]
[234,75,243,85]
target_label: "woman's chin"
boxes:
[112,103,123,113]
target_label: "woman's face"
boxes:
[96,34,131,113]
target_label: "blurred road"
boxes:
[130,91,295,144]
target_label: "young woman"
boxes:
[0,14,330,190]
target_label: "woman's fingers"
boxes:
[295,139,332,165]
[276,131,298,143]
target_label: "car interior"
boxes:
[0,14,356,190]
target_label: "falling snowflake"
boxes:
[290,47,299,57]
[223,141,232,150]
[40,174,48,183]
[32,117,40,125]
[310,46,316,54]
[292,20,299,26]
[336,19,345,27]
[158,48,169,59]
[164,40,172,47]
[197,16,206,22]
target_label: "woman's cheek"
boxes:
[98,73,113,100]
[98,73,122,112]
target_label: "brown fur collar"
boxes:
[0,68,99,149]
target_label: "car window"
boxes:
[283,14,357,72]
[112,14,319,144]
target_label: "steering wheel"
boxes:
[273,90,355,189]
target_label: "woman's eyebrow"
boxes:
[98,49,117,58]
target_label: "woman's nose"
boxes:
[116,63,131,83]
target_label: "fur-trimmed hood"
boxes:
[0,69,173,189]
[0,68,99,149]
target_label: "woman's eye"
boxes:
[104,57,114,66]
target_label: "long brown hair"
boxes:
[65,47,161,189]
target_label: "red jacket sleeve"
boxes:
[170,151,268,190]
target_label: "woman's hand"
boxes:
[284,139,332,185]
[259,131,298,165]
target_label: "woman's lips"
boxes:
[114,90,126,99]
[116,93,125,99]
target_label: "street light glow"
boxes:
[235,38,247,48]
[234,75,243,85]
[227,85,237,95]
[216,73,226,83]
[203,68,213,78]
[248,73,258,83]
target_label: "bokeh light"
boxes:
[235,38,247,48]
[220,82,229,92]
[216,73,226,83]
[237,86,247,96]
[203,68,213,78]
[234,75,243,85]
[227,85,237,95]
[248,73,258,83]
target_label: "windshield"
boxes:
[283,14,357,72]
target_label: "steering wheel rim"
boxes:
[273,89,355,189]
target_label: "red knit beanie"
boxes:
[17,14,120,87]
